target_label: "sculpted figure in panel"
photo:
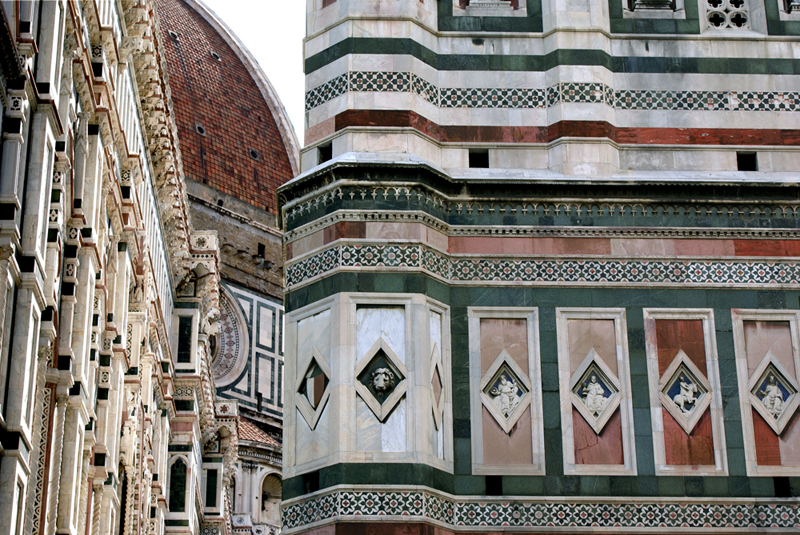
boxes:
[490,374,522,418]
[759,375,785,418]
[581,375,609,416]
[674,376,698,414]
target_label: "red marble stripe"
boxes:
[663,407,715,466]
[333,110,800,146]
[733,240,800,257]
[753,407,782,466]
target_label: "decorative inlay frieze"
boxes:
[282,488,800,532]
[285,243,800,289]
[305,71,799,112]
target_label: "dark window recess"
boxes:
[177,316,193,363]
[737,152,757,171]
[469,150,489,168]
[169,460,187,512]
[257,392,263,412]
[318,143,332,163]
[216,199,224,207]
[168,30,179,40]
[303,471,320,494]
[248,148,259,161]
[774,477,791,498]
[210,51,221,62]
[118,468,128,533]
[195,124,206,136]
[257,243,265,258]
[206,469,218,508]
[485,475,502,496]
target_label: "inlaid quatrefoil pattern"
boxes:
[748,351,800,435]
[659,350,712,434]
[295,346,331,430]
[355,337,408,422]
[479,349,531,434]
[569,349,621,435]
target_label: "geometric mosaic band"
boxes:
[306,71,800,113]
[281,487,800,532]
[285,243,800,290]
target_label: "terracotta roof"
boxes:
[157,0,296,214]
[238,417,281,448]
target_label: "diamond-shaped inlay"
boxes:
[430,343,445,431]
[355,338,408,422]
[658,350,712,434]
[569,349,621,435]
[748,351,800,435]
[480,349,531,434]
[295,347,331,430]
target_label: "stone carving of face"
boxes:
[370,368,396,393]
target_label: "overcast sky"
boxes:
[200,0,306,142]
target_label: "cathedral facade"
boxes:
[0,0,296,534]
[280,1,800,534]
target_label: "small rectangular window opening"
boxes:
[318,143,333,164]
[469,149,489,168]
[774,476,791,498]
[257,243,266,258]
[485,475,502,496]
[737,152,757,171]
[206,469,218,508]
[177,316,193,364]
[303,470,320,493]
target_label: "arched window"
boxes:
[169,459,187,512]
[260,474,282,524]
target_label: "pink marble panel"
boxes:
[479,319,528,375]
[450,236,504,255]
[674,239,736,257]
[743,321,795,376]
[291,230,324,257]
[365,222,424,241]
[779,415,800,466]
[610,239,674,257]
[304,116,335,145]
[425,227,449,252]
[567,319,618,375]
[482,406,533,465]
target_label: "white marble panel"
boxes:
[356,306,406,363]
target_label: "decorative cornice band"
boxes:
[282,184,800,230]
[285,243,800,290]
[283,210,800,243]
[281,487,800,532]
[307,71,800,113]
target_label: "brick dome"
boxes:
[157,0,298,214]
